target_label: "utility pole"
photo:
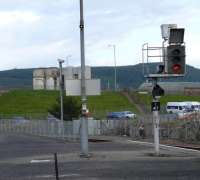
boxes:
[108,44,117,91]
[58,59,65,138]
[79,0,89,157]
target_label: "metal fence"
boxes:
[101,114,200,142]
[0,119,75,140]
[1,114,200,142]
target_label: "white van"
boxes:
[183,101,200,112]
[166,102,188,114]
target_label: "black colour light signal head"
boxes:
[167,45,185,75]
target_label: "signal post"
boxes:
[142,24,186,155]
[151,78,164,155]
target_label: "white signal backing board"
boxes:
[65,79,101,96]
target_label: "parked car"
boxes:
[12,116,27,125]
[47,114,60,122]
[107,112,124,119]
[107,111,136,119]
[121,111,136,118]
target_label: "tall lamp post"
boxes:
[66,55,72,66]
[108,44,117,91]
[58,58,65,138]
[79,0,89,157]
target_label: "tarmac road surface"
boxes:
[0,133,200,180]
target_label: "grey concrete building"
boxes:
[33,68,59,90]
[33,66,100,96]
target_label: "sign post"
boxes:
[151,77,163,156]
[152,98,160,155]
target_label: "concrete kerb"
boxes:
[127,140,200,156]
[75,135,200,159]
[88,135,200,156]
[23,133,200,157]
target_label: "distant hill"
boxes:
[0,68,33,89]
[91,65,144,89]
[0,64,200,90]
[92,64,200,89]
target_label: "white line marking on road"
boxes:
[60,174,81,178]
[35,174,81,178]
[160,144,200,153]
[30,159,51,163]
[128,140,200,153]
[128,140,153,146]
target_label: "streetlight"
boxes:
[108,44,117,91]
[66,55,72,66]
[79,0,89,157]
[57,58,65,138]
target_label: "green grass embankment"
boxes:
[0,90,58,119]
[0,90,138,119]
[130,91,200,113]
[136,93,200,106]
[1,89,199,119]
[88,91,138,119]
[160,95,200,104]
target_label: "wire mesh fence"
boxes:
[0,113,200,142]
[99,113,200,142]
[0,119,75,140]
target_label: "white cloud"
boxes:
[0,0,200,70]
[0,11,40,26]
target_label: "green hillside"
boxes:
[0,64,200,90]
[0,90,138,119]
[0,68,33,89]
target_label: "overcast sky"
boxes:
[0,0,200,70]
